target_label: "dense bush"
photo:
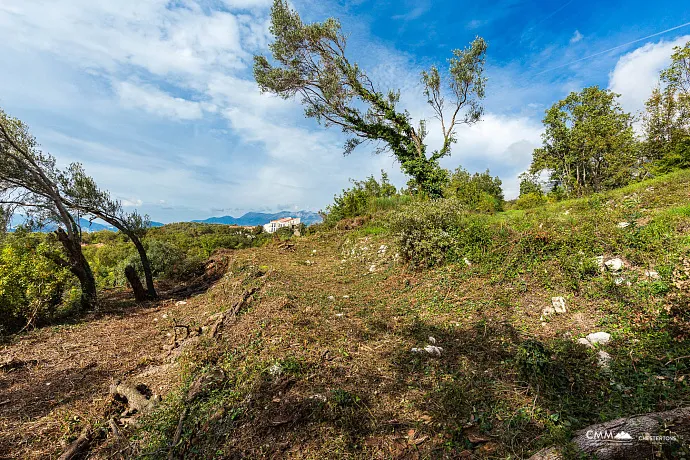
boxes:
[324,172,409,226]
[443,167,504,212]
[0,232,71,333]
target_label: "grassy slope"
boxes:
[125,171,690,458]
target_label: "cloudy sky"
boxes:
[0,0,688,222]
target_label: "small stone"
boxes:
[551,297,567,314]
[597,350,612,369]
[175,301,187,306]
[423,345,443,357]
[328,296,335,301]
[312,249,317,254]
[463,257,472,267]
[614,277,625,286]
[564,209,570,215]
[343,295,349,299]
[577,338,594,348]
[369,264,376,273]
[542,305,555,317]
[428,336,436,345]
[617,222,630,228]
[335,313,344,317]
[605,258,624,272]
[587,332,611,345]
[645,270,660,280]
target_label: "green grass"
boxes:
[125,170,690,459]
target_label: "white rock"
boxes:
[428,336,436,345]
[597,350,612,369]
[564,209,570,215]
[312,249,317,254]
[577,338,594,348]
[614,277,625,286]
[604,258,624,272]
[268,363,283,376]
[617,222,630,228]
[645,270,660,280]
[411,345,444,357]
[463,257,472,267]
[541,305,556,317]
[328,296,335,301]
[343,295,349,299]
[335,313,344,318]
[309,394,327,402]
[175,301,187,306]
[369,264,376,273]
[378,245,387,254]
[551,297,567,314]
[587,332,611,344]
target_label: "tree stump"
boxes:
[124,265,148,302]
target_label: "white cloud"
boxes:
[570,30,583,44]
[609,35,690,115]
[116,82,206,120]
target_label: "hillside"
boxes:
[2,171,690,459]
[193,210,322,226]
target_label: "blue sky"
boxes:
[0,0,688,222]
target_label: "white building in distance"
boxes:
[263,217,301,233]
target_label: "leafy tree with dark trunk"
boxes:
[60,164,157,300]
[530,86,638,195]
[642,41,690,171]
[254,0,487,197]
[0,109,97,310]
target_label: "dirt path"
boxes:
[0,291,214,459]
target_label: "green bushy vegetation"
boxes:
[0,231,73,333]
[323,172,411,226]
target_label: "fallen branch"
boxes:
[210,287,259,338]
[58,427,92,460]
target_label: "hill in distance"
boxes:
[192,210,322,226]
[9,216,164,233]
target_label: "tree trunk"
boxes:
[124,265,149,303]
[55,228,97,310]
[130,235,157,299]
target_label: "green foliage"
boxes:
[641,41,690,173]
[531,86,639,196]
[444,167,504,212]
[0,232,71,333]
[254,0,487,197]
[324,171,401,225]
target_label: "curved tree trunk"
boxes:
[55,228,97,310]
[129,234,157,300]
[124,265,148,302]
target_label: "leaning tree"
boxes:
[254,0,487,197]
[0,109,97,310]
[60,163,158,300]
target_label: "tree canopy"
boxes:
[254,0,487,197]
[530,86,637,195]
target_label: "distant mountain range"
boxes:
[192,210,322,226]
[7,210,320,233]
[8,216,164,233]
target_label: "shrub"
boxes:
[324,171,399,226]
[515,192,546,210]
[444,167,505,212]
[0,232,70,333]
[388,198,466,267]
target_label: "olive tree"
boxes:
[60,163,157,300]
[254,0,487,197]
[0,109,97,310]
